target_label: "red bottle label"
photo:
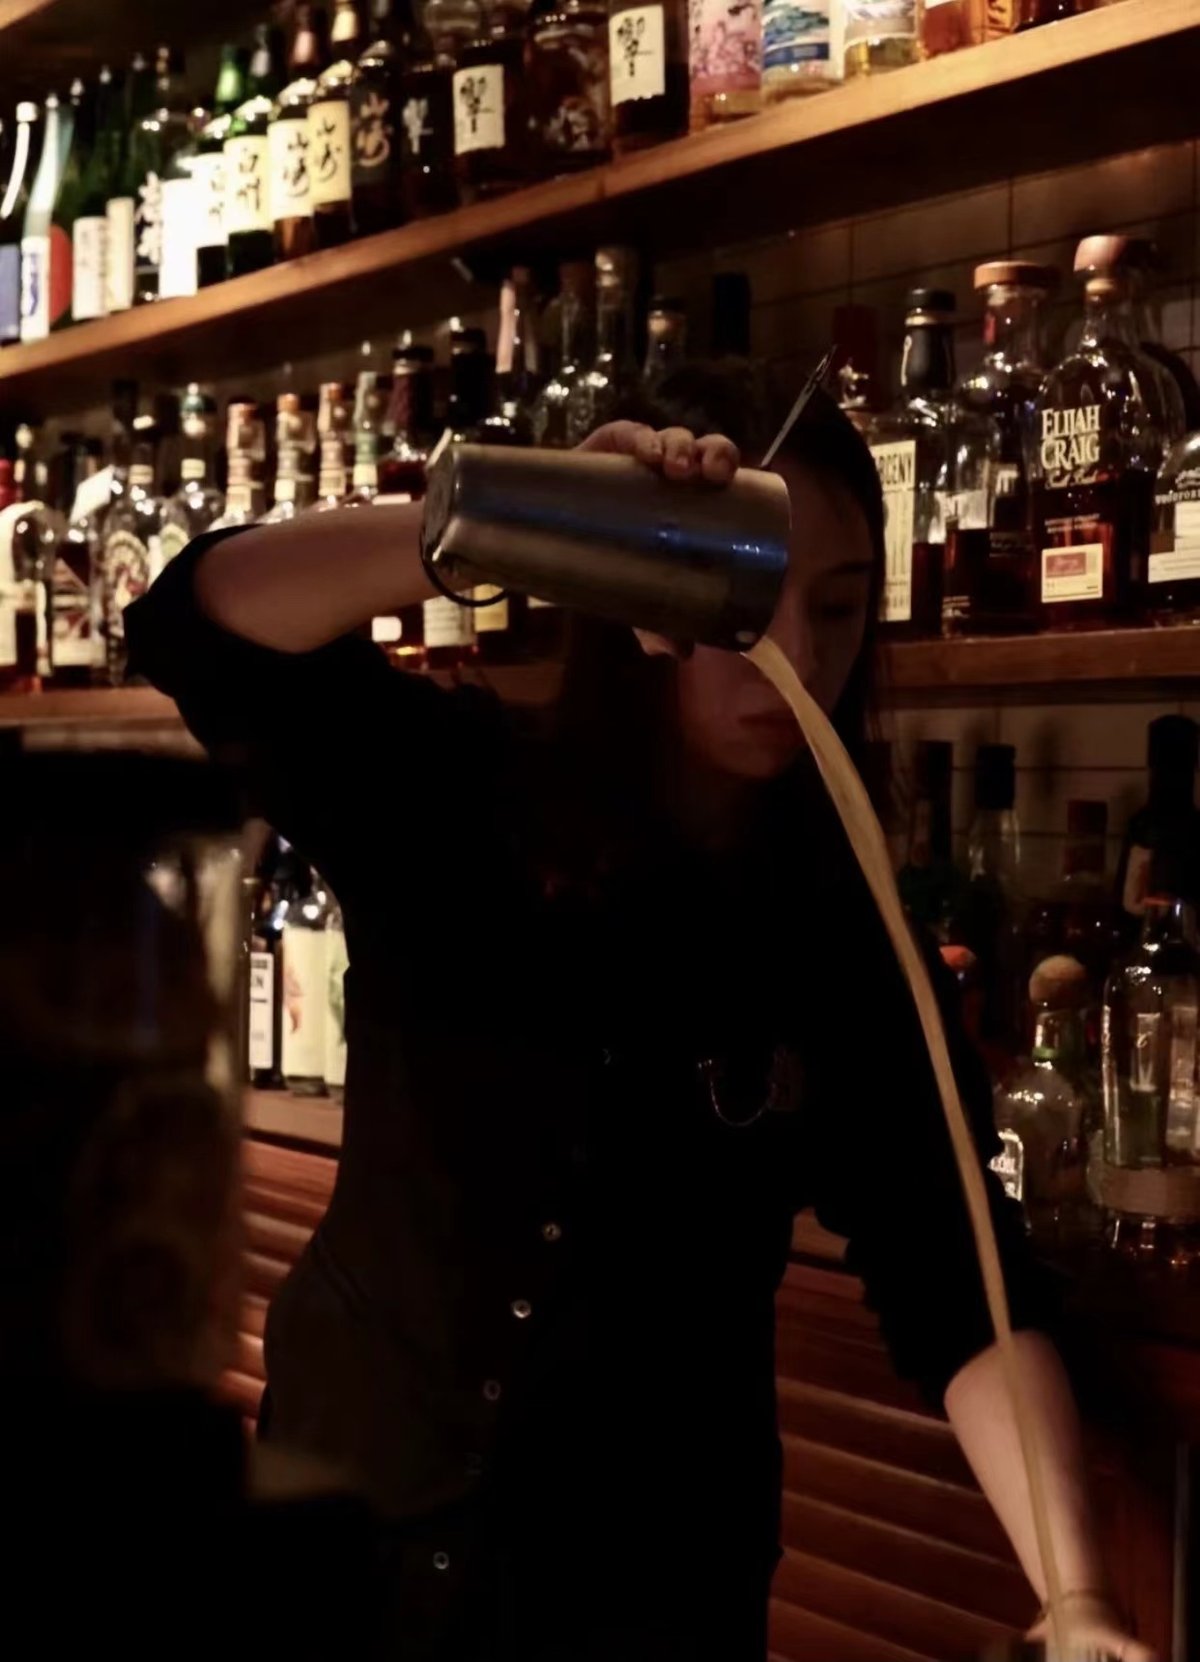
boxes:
[48,223,72,326]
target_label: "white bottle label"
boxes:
[453,65,506,156]
[0,502,23,669]
[105,197,136,312]
[158,175,200,300]
[371,615,403,643]
[1149,500,1200,584]
[324,926,349,1089]
[844,0,917,46]
[19,234,49,341]
[72,216,108,320]
[224,135,272,235]
[989,1129,1024,1204]
[308,100,352,208]
[269,118,313,221]
[473,584,510,633]
[870,440,916,624]
[610,6,666,103]
[248,949,276,1072]
[1041,542,1103,604]
[51,556,93,668]
[192,151,227,250]
[424,595,475,649]
[282,926,326,1081]
[763,1,840,80]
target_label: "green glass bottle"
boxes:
[225,25,284,278]
[195,45,247,288]
[105,53,155,313]
[71,67,120,323]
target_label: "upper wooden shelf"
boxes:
[0,0,1195,407]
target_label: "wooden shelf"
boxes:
[882,628,1200,695]
[1,0,1195,406]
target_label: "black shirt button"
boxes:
[511,1298,533,1320]
[433,1552,451,1572]
[541,1221,563,1243]
[483,1379,502,1402]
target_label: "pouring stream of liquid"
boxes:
[746,635,1068,1659]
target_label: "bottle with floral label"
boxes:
[99,414,161,684]
[527,0,612,177]
[688,0,763,129]
[608,0,688,151]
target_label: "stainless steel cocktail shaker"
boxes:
[421,444,791,650]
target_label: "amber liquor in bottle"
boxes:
[310,0,363,249]
[270,3,327,261]
[452,0,531,203]
[609,0,688,151]
[527,0,611,177]
[377,338,438,662]
[350,0,411,235]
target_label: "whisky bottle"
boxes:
[870,288,956,639]
[72,67,120,322]
[399,11,460,216]
[451,0,532,203]
[105,54,155,314]
[608,0,688,152]
[372,338,437,662]
[479,270,540,446]
[1032,254,1165,631]
[566,245,639,443]
[132,47,191,306]
[527,0,612,178]
[350,368,393,499]
[20,92,68,342]
[350,0,412,235]
[270,4,327,262]
[1075,236,1187,445]
[688,0,763,128]
[212,401,268,529]
[99,414,162,684]
[1150,432,1200,625]
[922,0,1018,55]
[158,98,208,303]
[160,386,225,562]
[281,856,330,1098]
[194,46,248,288]
[944,260,1056,636]
[264,394,319,522]
[316,380,353,508]
[1024,797,1120,1009]
[0,102,37,343]
[225,27,282,278]
[425,323,493,665]
[642,295,687,393]
[311,0,363,249]
[763,0,843,100]
[531,260,595,446]
[842,0,919,78]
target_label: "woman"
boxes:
[127,367,1148,1662]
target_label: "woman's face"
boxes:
[673,463,875,780]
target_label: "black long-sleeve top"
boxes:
[126,534,1051,1661]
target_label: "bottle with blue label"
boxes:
[0,102,37,345]
[763,0,844,100]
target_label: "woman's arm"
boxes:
[945,1332,1154,1660]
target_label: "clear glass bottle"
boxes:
[310,0,363,249]
[160,385,225,562]
[195,46,248,289]
[842,0,919,79]
[20,91,67,342]
[531,259,595,446]
[1149,430,1200,624]
[263,394,319,522]
[870,287,956,640]
[401,5,461,216]
[1032,250,1166,632]
[315,380,353,509]
[452,0,532,202]
[351,0,413,235]
[641,294,687,393]
[994,1000,1092,1239]
[566,244,639,443]
[1103,849,1200,1171]
[281,858,330,1098]
[526,0,612,177]
[270,3,327,261]
[608,0,689,151]
[763,0,844,100]
[99,414,162,684]
[688,0,763,128]
[225,26,283,278]
[212,401,268,529]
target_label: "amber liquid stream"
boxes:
[745,635,1067,1656]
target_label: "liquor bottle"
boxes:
[160,386,225,562]
[763,0,844,100]
[47,434,102,687]
[129,47,192,306]
[194,46,248,289]
[1123,242,1200,433]
[1116,715,1200,926]
[0,102,37,344]
[399,9,460,216]
[642,294,686,392]
[349,362,424,662]
[106,53,155,315]
[264,394,319,522]
[1102,845,1200,1171]
[897,740,964,938]
[0,456,24,692]
[226,28,283,279]
[20,92,68,343]
[424,323,491,665]
[281,857,330,1098]
[1074,236,1186,448]
[451,0,532,203]
[531,259,594,446]
[1150,430,1200,625]
[350,367,394,498]
[248,835,287,1089]
[837,361,875,440]
[158,101,211,303]
[311,0,363,249]
[1025,799,1121,1011]
[478,272,538,446]
[271,3,327,262]
[71,69,119,324]
[324,895,349,1100]
[212,401,269,529]
[688,0,762,128]
[1016,0,1083,26]
[922,0,1019,55]
[47,78,90,330]
[869,288,956,639]
[9,436,54,693]
[1032,252,1165,631]
[351,0,411,235]
[316,380,353,508]
[527,0,612,178]
[944,262,1056,636]
[711,268,750,357]
[842,0,919,78]
[993,997,1091,1237]
[566,245,638,443]
[960,743,1023,1057]
[99,413,161,684]
[608,0,688,151]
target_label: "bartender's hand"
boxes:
[577,421,740,484]
[1028,1592,1155,1662]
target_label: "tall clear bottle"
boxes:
[99,413,162,684]
[160,386,225,562]
[71,69,119,324]
[225,28,283,278]
[271,4,328,261]
[566,245,638,443]
[688,0,763,128]
[20,92,68,343]
[0,102,37,344]
[311,0,363,249]
[105,54,155,315]
[608,0,689,151]
[195,45,248,289]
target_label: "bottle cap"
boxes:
[974,260,1058,295]
[1066,799,1107,839]
[906,287,955,320]
[1075,234,1162,276]
[974,744,1016,811]
[1148,713,1199,775]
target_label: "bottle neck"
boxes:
[559,292,590,371]
[969,806,1019,879]
[215,51,245,114]
[1080,285,1140,351]
[1149,768,1195,812]
[982,289,1044,369]
[448,351,490,436]
[1031,1006,1084,1069]
[900,321,955,398]
[390,367,436,448]
[643,322,685,387]
[1141,895,1198,951]
[906,787,952,867]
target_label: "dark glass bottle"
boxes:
[566,244,638,442]
[47,433,102,687]
[1024,799,1121,1019]
[711,268,750,357]
[641,294,686,392]
[311,0,363,248]
[48,78,91,330]
[225,27,283,278]
[397,19,459,218]
[270,3,327,261]
[0,102,37,343]
[248,835,287,1089]
[194,46,247,288]
[897,740,965,939]
[526,0,612,178]
[424,324,492,666]
[351,0,413,235]
[608,0,688,153]
[1116,715,1200,929]
[531,259,594,446]
[133,47,190,306]
[452,0,532,203]
[375,336,437,661]
[1150,431,1200,625]
[70,69,119,324]
[104,54,154,314]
